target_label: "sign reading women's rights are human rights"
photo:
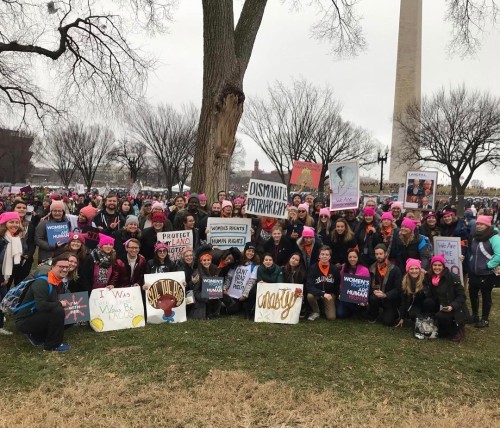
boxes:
[245,179,288,219]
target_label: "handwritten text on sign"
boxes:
[245,179,288,219]
[207,218,251,251]
[254,283,303,324]
[157,230,193,261]
[433,236,463,283]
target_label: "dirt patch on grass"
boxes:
[2,369,498,427]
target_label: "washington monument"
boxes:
[389,0,422,183]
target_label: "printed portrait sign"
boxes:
[254,283,303,324]
[89,287,145,332]
[329,160,360,211]
[245,179,288,219]
[339,274,370,305]
[157,230,193,261]
[206,217,252,251]
[290,161,322,189]
[46,222,70,247]
[59,292,90,325]
[404,170,438,210]
[433,237,463,283]
[144,272,186,324]
[201,277,224,300]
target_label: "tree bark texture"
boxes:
[191,0,267,202]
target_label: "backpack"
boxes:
[0,275,51,315]
[418,234,432,253]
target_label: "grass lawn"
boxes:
[1,291,499,427]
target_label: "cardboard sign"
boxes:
[339,274,370,305]
[144,272,187,324]
[46,222,69,247]
[206,217,251,251]
[59,292,90,325]
[130,181,141,199]
[89,287,145,332]
[329,160,360,210]
[75,183,85,195]
[227,264,257,299]
[82,226,100,250]
[157,230,193,261]
[254,283,303,324]
[245,179,288,219]
[433,236,463,283]
[201,277,224,300]
[290,161,322,189]
[20,185,33,194]
[404,170,438,210]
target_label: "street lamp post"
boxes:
[377,147,389,193]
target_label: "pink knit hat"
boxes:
[401,217,416,232]
[69,232,86,244]
[391,202,403,209]
[363,207,375,217]
[476,215,492,227]
[98,234,115,247]
[151,201,164,211]
[233,197,244,205]
[198,194,207,202]
[79,205,98,221]
[298,203,309,211]
[431,254,446,267]
[319,208,330,217]
[301,226,315,238]
[0,212,21,224]
[381,212,394,221]
[50,200,65,212]
[221,200,233,209]
[406,258,422,272]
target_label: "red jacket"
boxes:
[117,255,147,287]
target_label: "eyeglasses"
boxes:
[157,249,167,254]
[320,215,329,218]
[298,210,307,213]
[55,265,70,270]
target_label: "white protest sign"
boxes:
[130,181,141,198]
[328,160,360,210]
[433,236,463,283]
[254,283,303,324]
[75,183,85,194]
[157,230,193,261]
[89,287,145,332]
[144,271,186,324]
[207,217,251,251]
[245,179,288,219]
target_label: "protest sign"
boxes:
[433,236,463,283]
[363,196,377,208]
[245,179,288,219]
[144,272,186,324]
[19,185,33,194]
[290,161,322,189]
[254,283,303,324]
[206,217,251,251]
[59,292,90,325]
[201,277,224,300]
[46,222,69,247]
[130,181,142,198]
[227,264,258,299]
[339,274,370,305]
[1,186,10,196]
[10,186,21,195]
[82,226,100,250]
[89,287,145,332]
[404,170,438,210]
[329,160,360,211]
[75,183,85,194]
[157,230,193,261]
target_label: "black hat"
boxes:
[244,242,256,252]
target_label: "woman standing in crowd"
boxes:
[296,226,321,269]
[419,212,441,239]
[0,212,24,335]
[138,200,153,230]
[297,203,315,227]
[140,212,173,262]
[316,208,333,246]
[65,253,85,293]
[117,238,146,288]
[81,234,120,292]
[182,214,200,250]
[263,224,294,267]
[67,205,98,232]
[395,258,426,327]
[282,252,306,285]
[146,242,174,274]
[467,215,500,328]
[330,218,357,269]
[223,242,259,318]
[113,215,141,261]
[118,199,133,225]
[257,253,284,284]
[285,206,303,243]
[336,248,370,319]
[423,255,467,342]
[58,232,87,268]
[35,200,70,263]
[354,207,381,267]
[378,211,396,253]
[168,195,185,224]
[11,200,36,283]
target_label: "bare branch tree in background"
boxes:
[61,122,115,192]
[108,139,148,183]
[42,129,79,189]
[396,85,500,215]
[230,138,246,175]
[128,103,197,194]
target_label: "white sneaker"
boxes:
[0,327,13,336]
[307,312,320,321]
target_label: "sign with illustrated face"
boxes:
[144,272,186,324]
[329,160,360,211]
[290,160,322,189]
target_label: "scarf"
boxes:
[319,262,330,277]
[380,226,392,244]
[432,274,441,287]
[377,261,388,278]
[2,231,23,281]
[91,248,112,268]
[473,227,495,243]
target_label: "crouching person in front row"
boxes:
[15,254,72,352]
[306,246,341,321]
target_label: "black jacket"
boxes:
[306,263,341,297]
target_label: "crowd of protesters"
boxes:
[0,188,498,351]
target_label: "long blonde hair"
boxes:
[402,271,424,295]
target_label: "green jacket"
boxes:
[14,277,60,321]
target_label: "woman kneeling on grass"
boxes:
[395,258,426,328]
[422,255,467,342]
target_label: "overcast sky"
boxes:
[140,1,500,187]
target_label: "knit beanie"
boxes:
[79,205,98,221]
[50,200,65,212]
[301,226,315,238]
[476,215,492,227]
[363,207,375,217]
[319,208,330,217]
[151,213,166,224]
[0,212,21,224]
[405,258,422,272]
[381,212,394,221]
[221,200,233,209]
[98,234,115,247]
[125,215,139,227]
[431,254,446,267]
[401,217,416,232]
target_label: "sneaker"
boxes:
[475,320,489,328]
[26,334,44,347]
[450,326,464,343]
[0,327,13,336]
[44,343,71,352]
[414,333,425,340]
[307,312,320,321]
[367,314,378,324]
